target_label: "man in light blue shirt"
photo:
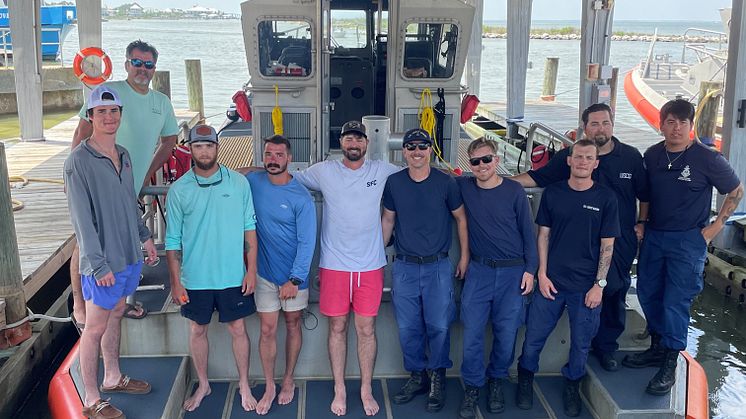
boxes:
[165,125,259,413]
[247,135,317,415]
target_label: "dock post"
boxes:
[0,143,31,348]
[609,67,620,115]
[152,71,172,99]
[697,80,723,144]
[185,59,205,120]
[8,0,44,141]
[540,57,559,101]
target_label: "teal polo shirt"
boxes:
[165,165,256,290]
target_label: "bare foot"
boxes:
[330,387,347,416]
[239,382,258,412]
[278,379,296,405]
[361,388,379,416]
[183,383,211,412]
[256,382,276,415]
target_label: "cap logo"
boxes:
[195,125,213,136]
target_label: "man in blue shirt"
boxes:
[381,128,469,413]
[165,125,259,413]
[455,137,538,419]
[626,99,742,395]
[247,135,317,415]
[516,139,619,417]
[513,103,649,372]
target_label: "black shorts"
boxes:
[180,286,256,325]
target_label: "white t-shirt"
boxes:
[293,159,401,272]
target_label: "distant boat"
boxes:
[0,4,77,61]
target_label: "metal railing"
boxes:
[521,122,574,173]
[0,27,64,67]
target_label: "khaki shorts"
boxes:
[254,275,309,313]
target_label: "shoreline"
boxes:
[482,32,724,43]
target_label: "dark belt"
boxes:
[471,255,524,269]
[395,252,449,264]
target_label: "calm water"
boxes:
[55,19,746,418]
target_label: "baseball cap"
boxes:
[87,85,122,110]
[340,120,366,138]
[402,128,432,145]
[188,124,219,144]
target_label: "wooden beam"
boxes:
[0,143,26,327]
[506,0,532,137]
[152,71,172,99]
[185,59,204,120]
[76,0,102,96]
[8,0,44,141]
[465,0,483,96]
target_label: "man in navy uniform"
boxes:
[516,139,619,417]
[625,99,742,395]
[513,103,649,371]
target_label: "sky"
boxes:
[109,0,733,21]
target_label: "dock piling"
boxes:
[185,59,205,120]
[152,70,172,99]
[697,80,723,143]
[540,57,559,101]
[609,67,619,115]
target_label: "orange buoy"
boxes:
[73,47,113,86]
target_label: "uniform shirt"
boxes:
[457,176,538,273]
[64,140,150,280]
[536,181,620,292]
[293,159,401,271]
[382,169,463,257]
[165,166,256,290]
[79,80,179,193]
[247,172,317,289]
[644,141,740,231]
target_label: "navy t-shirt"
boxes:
[457,176,538,273]
[536,181,620,292]
[644,141,740,231]
[383,169,463,256]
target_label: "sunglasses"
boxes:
[194,167,224,188]
[404,143,431,151]
[129,58,155,69]
[469,154,495,166]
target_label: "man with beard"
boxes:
[70,39,179,327]
[292,121,401,416]
[246,135,316,415]
[165,125,259,413]
[512,103,649,372]
[381,128,469,413]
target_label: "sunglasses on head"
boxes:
[404,142,431,151]
[469,154,495,166]
[129,58,155,69]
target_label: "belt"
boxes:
[395,253,449,264]
[471,255,524,269]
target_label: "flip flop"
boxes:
[123,302,148,320]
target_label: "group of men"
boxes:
[66,39,743,419]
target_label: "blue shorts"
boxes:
[180,286,256,325]
[81,262,143,310]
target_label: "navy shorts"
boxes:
[180,286,256,325]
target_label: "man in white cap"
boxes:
[64,85,158,419]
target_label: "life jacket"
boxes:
[167,144,192,182]
[232,90,252,122]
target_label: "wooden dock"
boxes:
[6,110,200,300]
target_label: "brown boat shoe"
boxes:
[100,374,152,394]
[81,398,125,419]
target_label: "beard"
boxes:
[194,156,218,171]
[342,147,365,162]
[593,134,611,147]
[131,71,152,87]
[265,162,287,174]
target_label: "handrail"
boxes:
[0,27,64,66]
[642,29,658,78]
[681,27,728,63]
[521,122,574,173]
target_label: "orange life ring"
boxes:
[73,47,113,86]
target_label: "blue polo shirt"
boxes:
[644,141,740,231]
[457,176,538,273]
[383,169,463,257]
[536,181,620,292]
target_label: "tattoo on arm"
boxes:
[718,185,744,223]
[596,243,614,280]
[244,240,251,252]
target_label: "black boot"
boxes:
[487,378,505,413]
[595,351,619,372]
[622,333,665,368]
[426,368,446,412]
[457,385,479,419]
[516,366,534,410]
[646,350,679,395]
[392,370,429,404]
[563,378,582,417]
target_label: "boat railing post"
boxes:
[0,143,31,349]
[185,59,205,121]
[540,57,559,101]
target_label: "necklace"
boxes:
[665,144,689,170]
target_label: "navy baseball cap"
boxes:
[402,128,432,145]
[188,124,219,144]
[341,120,367,138]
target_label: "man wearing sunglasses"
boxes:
[512,103,649,373]
[165,125,260,413]
[455,137,537,419]
[381,128,469,413]
[70,39,180,328]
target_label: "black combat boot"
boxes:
[516,366,534,410]
[487,378,505,413]
[426,368,446,412]
[563,378,582,417]
[646,349,679,395]
[392,370,429,404]
[457,385,479,419]
[622,333,665,368]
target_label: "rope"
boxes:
[272,84,283,135]
[693,88,722,143]
[9,176,65,212]
[418,88,455,171]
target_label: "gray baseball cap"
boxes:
[188,124,219,144]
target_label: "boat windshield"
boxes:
[402,21,459,80]
[257,19,313,78]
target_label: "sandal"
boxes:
[123,302,148,320]
[71,317,85,336]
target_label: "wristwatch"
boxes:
[595,278,607,288]
[289,277,302,286]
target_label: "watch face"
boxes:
[598,279,607,287]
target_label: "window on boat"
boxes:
[402,21,459,79]
[331,9,368,49]
[257,19,313,78]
